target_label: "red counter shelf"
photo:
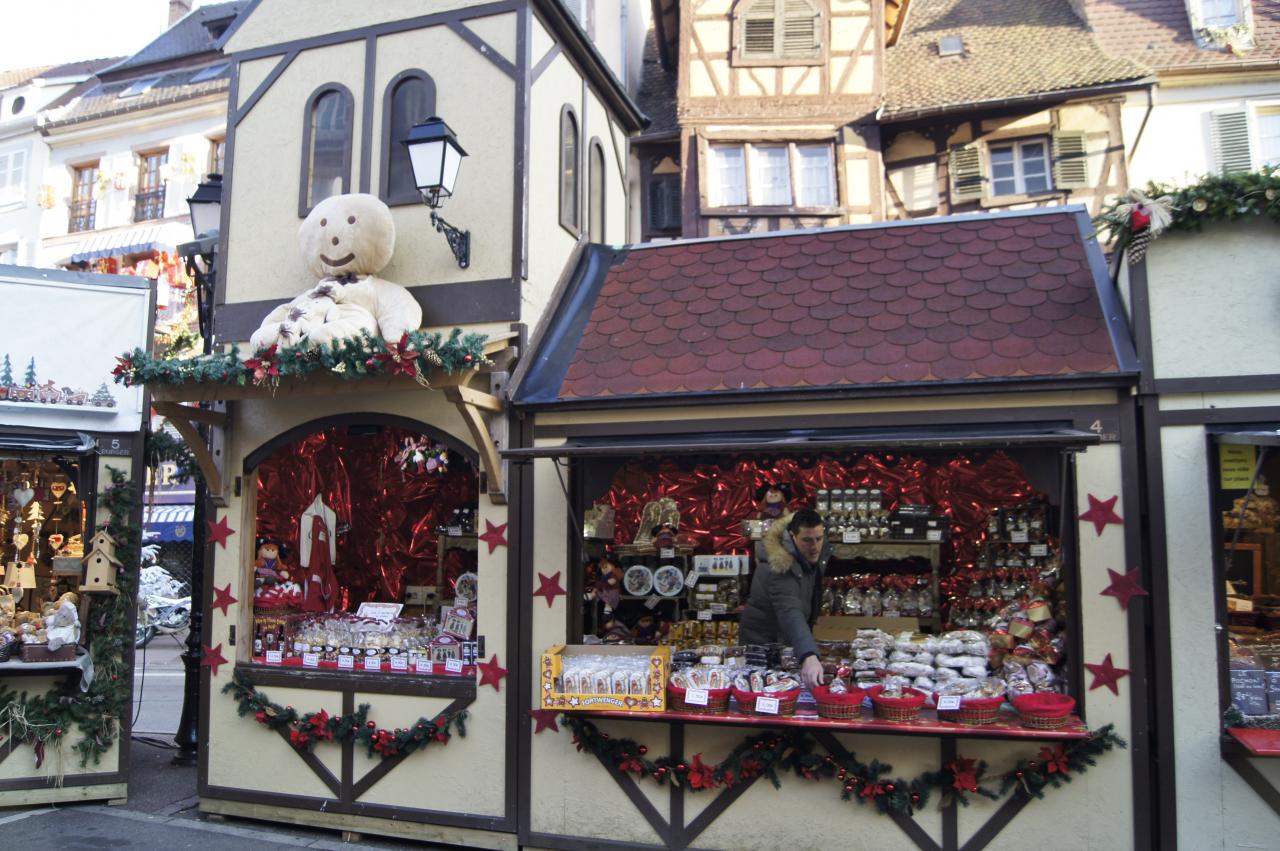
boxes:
[581,704,1091,741]
[1225,727,1280,757]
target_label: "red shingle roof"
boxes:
[1081,0,1280,71]
[516,209,1135,406]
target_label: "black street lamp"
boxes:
[403,117,470,268]
[171,173,223,767]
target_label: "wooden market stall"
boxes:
[0,265,151,806]
[507,206,1156,851]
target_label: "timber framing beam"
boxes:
[152,400,229,507]
[443,385,507,505]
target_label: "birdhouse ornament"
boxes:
[80,531,122,595]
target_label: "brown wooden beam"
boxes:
[443,385,506,504]
[157,407,225,506]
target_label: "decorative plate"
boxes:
[654,565,684,597]
[454,572,479,603]
[623,565,653,596]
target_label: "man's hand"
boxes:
[801,655,825,689]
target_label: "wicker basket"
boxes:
[1012,693,1076,730]
[0,641,13,663]
[867,686,927,722]
[667,682,731,714]
[935,694,1005,726]
[20,643,77,663]
[812,685,867,720]
[732,686,801,717]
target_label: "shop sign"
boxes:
[1221,445,1258,489]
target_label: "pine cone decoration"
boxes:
[1127,228,1152,265]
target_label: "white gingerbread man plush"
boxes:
[249,193,423,352]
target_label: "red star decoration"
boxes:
[1100,568,1148,611]
[201,643,229,677]
[478,520,509,554]
[477,654,508,692]
[533,571,567,608]
[207,515,236,549]
[1085,653,1130,695]
[211,583,238,616]
[1079,494,1123,536]
[529,709,560,734]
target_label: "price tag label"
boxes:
[937,695,962,711]
[363,656,383,672]
[390,655,409,671]
[1010,530,1029,543]
[1235,599,1255,613]
[842,530,861,544]
[1029,544,1048,557]
[685,569,699,589]
[697,609,713,621]
[336,654,354,669]
[302,652,320,668]
[448,526,463,537]
[710,603,727,614]
[445,658,464,673]
[660,548,675,559]
[265,650,283,664]
[415,659,434,674]
[926,529,943,542]
[644,595,661,609]
[754,696,780,715]
[685,688,709,706]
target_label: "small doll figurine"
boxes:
[633,613,659,644]
[651,523,678,551]
[595,555,622,612]
[754,482,793,519]
[254,539,290,588]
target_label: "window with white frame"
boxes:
[0,149,27,204]
[989,139,1051,196]
[1258,107,1280,167]
[706,141,837,209]
[1198,0,1240,27]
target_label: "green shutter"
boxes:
[949,144,983,203]
[1051,130,1089,190]
[1211,110,1253,174]
[743,0,776,56]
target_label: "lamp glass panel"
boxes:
[408,139,445,190]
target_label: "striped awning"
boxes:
[143,504,194,542]
[67,223,183,264]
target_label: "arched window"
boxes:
[588,138,606,242]
[559,105,580,235]
[380,70,437,206]
[734,0,823,63]
[299,83,354,216]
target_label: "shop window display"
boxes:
[248,425,478,675]
[569,450,1076,719]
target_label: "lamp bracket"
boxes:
[430,211,470,269]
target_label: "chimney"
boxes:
[170,0,193,26]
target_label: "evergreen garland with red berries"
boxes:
[561,715,1124,816]
[223,670,467,759]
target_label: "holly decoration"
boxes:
[561,716,1124,815]
[0,468,140,765]
[112,329,490,389]
[223,670,467,758]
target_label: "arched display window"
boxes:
[244,417,480,675]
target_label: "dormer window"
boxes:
[1189,0,1255,51]
[733,0,824,65]
[1199,0,1239,27]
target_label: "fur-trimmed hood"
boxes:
[762,512,831,575]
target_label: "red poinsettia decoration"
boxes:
[949,756,979,792]
[375,334,421,378]
[738,757,763,781]
[254,709,268,723]
[687,753,717,790]
[289,728,311,749]
[307,709,333,742]
[619,754,645,774]
[112,354,135,379]
[860,782,885,799]
[1038,745,1070,775]
[244,344,280,385]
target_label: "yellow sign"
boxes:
[1221,444,1258,490]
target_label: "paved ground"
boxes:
[4,631,449,849]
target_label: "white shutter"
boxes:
[1211,109,1253,174]
[1051,131,1089,189]
[742,0,776,56]
[782,0,819,57]
[949,144,984,202]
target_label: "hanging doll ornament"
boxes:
[1113,189,1174,264]
[299,494,339,613]
[754,482,793,520]
[394,436,448,476]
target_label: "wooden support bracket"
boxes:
[442,385,507,505]
[152,400,231,507]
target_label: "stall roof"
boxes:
[0,432,96,455]
[503,424,1101,459]
[512,207,1138,410]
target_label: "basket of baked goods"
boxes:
[867,683,928,722]
[812,664,866,720]
[667,666,732,714]
[732,669,802,717]
[934,678,1008,726]
[1012,693,1076,730]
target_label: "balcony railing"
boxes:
[68,199,96,233]
[134,186,166,222]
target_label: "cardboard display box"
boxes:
[541,644,669,713]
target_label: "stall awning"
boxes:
[66,223,184,264]
[0,431,96,455]
[1216,430,1280,447]
[143,504,194,542]
[502,425,1101,459]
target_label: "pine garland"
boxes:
[1094,166,1280,254]
[144,428,202,484]
[0,468,140,766]
[1224,706,1280,731]
[562,715,1125,817]
[112,329,491,389]
[222,670,467,759]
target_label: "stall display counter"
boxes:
[581,706,1090,740]
[1225,727,1280,757]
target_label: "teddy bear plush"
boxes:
[44,600,79,651]
[249,193,423,352]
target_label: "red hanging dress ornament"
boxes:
[300,494,338,613]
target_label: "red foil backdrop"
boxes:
[255,426,477,607]
[595,452,1039,564]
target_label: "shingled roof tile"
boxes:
[969,319,1013,342]
[991,304,1033,325]
[885,324,929,345]
[993,335,1037,358]
[909,307,950,329]
[744,349,786,372]
[829,314,869,335]
[886,296,927,316]
[868,312,908,332]
[810,301,848,321]
[927,323,969,343]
